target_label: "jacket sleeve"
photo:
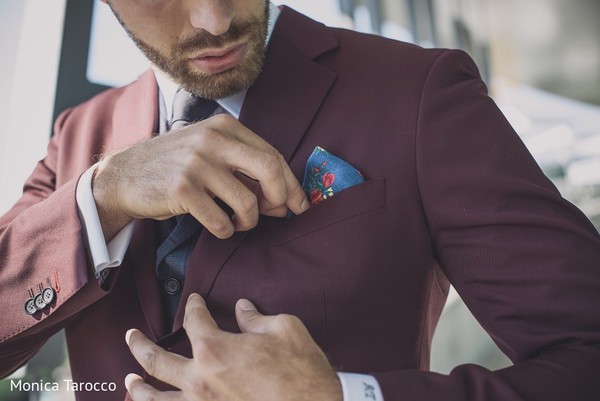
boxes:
[0,109,115,378]
[374,50,600,400]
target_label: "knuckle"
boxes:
[194,127,223,150]
[188,375,211,397]
[235,216,258,232]
[193,336,217,360]
[170,175,193,197]
[140,347,159,376]
[240,217,259,231]
[261,153,282,180]
[273,314,301,332]
[207,217,233,239]
[237,192,258,216]
[210,113,235,126]
[272,150,287,171]
[268,146,285,162]
[182,307,197,330]
[289,178,304,195]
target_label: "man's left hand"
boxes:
[125,293,343,401]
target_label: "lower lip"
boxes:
[190,43,249,74]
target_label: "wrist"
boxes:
[92,159,132,242]
[330,373,344,401]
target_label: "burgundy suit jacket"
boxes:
[1,7,600,401]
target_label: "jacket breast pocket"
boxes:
[268,177,386,245]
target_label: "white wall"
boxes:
[0,0,66,214]
[0,0,26,212]
[0,1,25,135]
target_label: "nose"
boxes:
[188,0,235,36]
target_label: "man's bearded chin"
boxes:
[111,5,269,100]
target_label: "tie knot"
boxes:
[170,89,218,131]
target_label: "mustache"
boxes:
[175,20,256,55]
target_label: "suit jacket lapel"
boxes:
[239,6,338,163]
[110,70,166,339]
[170,8,339,333]
[112,69,159,150]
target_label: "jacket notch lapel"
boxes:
[239,7,338,164]
[112,69,159,151]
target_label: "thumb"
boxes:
[235,299,271,334]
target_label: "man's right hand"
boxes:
[92,114,309,242]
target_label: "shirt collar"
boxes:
[155,2,281,121]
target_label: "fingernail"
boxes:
[300,198,310,212]
[124,373,136,391]
[188,293,199,302]
[125,329,135,346]
[237,299,256,311]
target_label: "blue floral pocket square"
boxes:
[301,146,364,205]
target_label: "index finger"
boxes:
[235,149,308,216]
[280,162,310,215]
[125,329,189,390]
[183,293,220,342]
[211,117,309,215]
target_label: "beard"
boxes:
[110,3,270,99]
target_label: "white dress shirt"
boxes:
[75,3,383,400]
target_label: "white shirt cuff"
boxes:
[76,165,135,278]
[337,373,384,401]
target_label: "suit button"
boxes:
[164,278,181,295]
[24,299,37,315]
[34,293,46,310]
[42,287,55,304]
